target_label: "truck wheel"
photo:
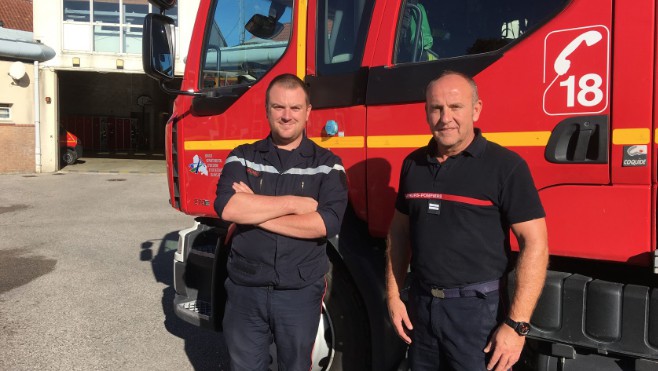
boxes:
[317,252,370,371]
[62,149,77,165]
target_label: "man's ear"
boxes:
[472,100,483,122]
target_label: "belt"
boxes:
[418,279,500,299]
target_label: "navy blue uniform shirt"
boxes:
[395,129,545,288]
[215,135,348,289]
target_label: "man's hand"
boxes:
[387,295,413,344]
[232,181,254,194]
[483,323,525,371]
[386,210,413,344]
[482,217,546,370]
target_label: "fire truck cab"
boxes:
[144,0,658,369]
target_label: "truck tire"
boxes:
[62,149,77,165]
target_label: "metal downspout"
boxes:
[34,61,41,173]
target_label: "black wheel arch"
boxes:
[329,206,408,371]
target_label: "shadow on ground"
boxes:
[141,232,229,370]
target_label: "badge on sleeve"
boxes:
[428,201,441,215]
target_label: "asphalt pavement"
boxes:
[0,167,229,370]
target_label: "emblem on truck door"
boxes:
[543,26,610,116]
[189,154,209,175]
[622,145,647,167]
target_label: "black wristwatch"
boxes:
[504,317,531,336]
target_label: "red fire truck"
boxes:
[143,0,658,369]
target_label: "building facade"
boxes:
[0,0,55,173]
[30,0,198,172]
[0,59,37,173]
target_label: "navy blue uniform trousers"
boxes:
[223,277,326,371]
[407,282,502,371]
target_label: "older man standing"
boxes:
[386,71,548,371]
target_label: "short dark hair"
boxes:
[265,73,310,107]
[426,70,479,105]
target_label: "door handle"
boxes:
[545,115,608,164]
[572,125,593,162]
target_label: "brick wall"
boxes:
[0,123,35,173]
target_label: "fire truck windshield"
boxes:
[200,0,292,89]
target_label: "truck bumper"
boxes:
[523,270,658,362]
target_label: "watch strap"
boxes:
[504,317,530,336]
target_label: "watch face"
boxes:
[518,322,531,335]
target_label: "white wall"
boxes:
[39,68,59,173]
[0,61,34,125]
[33,0,200,75]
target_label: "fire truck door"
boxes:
[305,0,377,221]
[361,0,654,264]
[177,0,303,217]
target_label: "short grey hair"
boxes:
[426,70,479,106]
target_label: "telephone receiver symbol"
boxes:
[554,30,603,76]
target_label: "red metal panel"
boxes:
[368,0,402,66]
[308,107,367,220]
[360,0,391,66]
[305,0,316,75]
[165,114,175,209]
[366,104,427,237]
[180,0,211,93]
[654,2,658,255]
[610,0,654,185]
[540,185,652,264]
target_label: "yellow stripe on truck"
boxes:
[612,128,650,145]
[367,135,429,148]
[184,129,654,151]
[367,132,551,148]
[185,139,256,151]
[309,136,365,148]
[296,0,307,79]
[183,137,365,150]
[185,131,550,150]
[484,131,551,147]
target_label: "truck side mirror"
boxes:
[245,1,286,40]
[148,0,176,10]
[245,14,284,40]
[143,13,176,82]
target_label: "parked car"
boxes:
[59,127,83,165]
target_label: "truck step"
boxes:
[190,243,215,258]
[178,299,211,320]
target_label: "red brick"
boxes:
[0,124,35,173]
[0,0,33,32]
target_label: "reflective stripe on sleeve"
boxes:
[226,156,345,175]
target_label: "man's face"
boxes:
[425,74,482,155]
[266,83,311,149]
